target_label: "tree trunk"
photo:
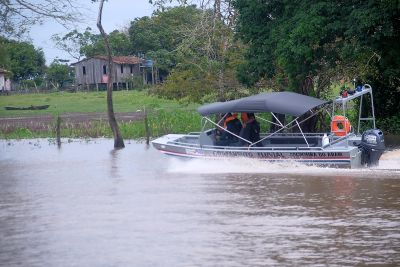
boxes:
[97,0,124,148]
[215,0,225,101]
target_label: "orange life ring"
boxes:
[331,115,351,136]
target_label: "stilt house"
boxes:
[71,56,145,90]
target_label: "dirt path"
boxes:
[0,112,145,132]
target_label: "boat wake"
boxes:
[166,149,400,178]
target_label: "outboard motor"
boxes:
[360,129,385,167]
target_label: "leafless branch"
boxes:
[0,0,84,38]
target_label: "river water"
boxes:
[0,139,399,266]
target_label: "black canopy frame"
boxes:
[198,91,328,117]
[198,91,330,148]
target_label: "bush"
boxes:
[154,69,215,102]
[377,116,400,135]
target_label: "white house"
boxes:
[0,68,11,94]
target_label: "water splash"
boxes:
[167,149,400,178]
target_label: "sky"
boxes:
[29,0,157,65]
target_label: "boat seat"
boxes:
[199,131,215,147]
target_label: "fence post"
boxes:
[56,115,61,147]
[144,106,150,145]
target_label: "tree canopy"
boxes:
[46,60,74,88]
[234,0,400,116]
[0,37,45,81]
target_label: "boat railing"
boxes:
[322,133,354,149]
[168,131,355,151]
[167,140,326,151]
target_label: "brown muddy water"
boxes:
[0,139,400,266]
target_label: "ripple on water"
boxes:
[0,139,399,266]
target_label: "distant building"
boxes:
[0,68,11,94]
[71,56,146,90]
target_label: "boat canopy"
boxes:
[197,92,328,117]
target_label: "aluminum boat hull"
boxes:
[152,134,363,168]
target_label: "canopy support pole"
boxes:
[203,117,252,145]
[256,115,282,128]
[271,112,284,127]
[285,108,325,132]
[250,117,299,147]
[296,119,309,147]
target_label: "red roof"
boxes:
[96,56,142,64]
[72,56,143,65]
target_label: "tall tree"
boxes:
[52,28,131,61]
[128,6,203,74]
[234,0,400,117]
[46,59,74,88]
[96,0,124,148]
[51,27,99,61]
[0,37,45,81]
[145,1,243,101]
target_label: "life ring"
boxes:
[331,115,351,136]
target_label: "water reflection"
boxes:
[0,139,399,266]
[110,148,121,180]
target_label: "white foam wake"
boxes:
[166,149,400,178]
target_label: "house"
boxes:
[0,68,11,94]
[71,56,145,90]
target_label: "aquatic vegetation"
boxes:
[0,109,201,140]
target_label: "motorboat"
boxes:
[152,84,385,168]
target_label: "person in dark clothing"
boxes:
[216,113,242,146]
[240,113,262,146]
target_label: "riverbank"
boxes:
[0,91,201,139]
[1,90,400,141]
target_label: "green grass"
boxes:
[0,90,197,117]
[0,110,203,139]
[0,90,202,139]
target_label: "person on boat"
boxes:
[215,113,242,146]
[241,112,249,125]
[240,113,262,147]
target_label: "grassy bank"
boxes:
[0,91,202,139]
[1,110,203,139]
[0,90,197,117]
[1,90,399,139]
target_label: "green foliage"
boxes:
[52,27,99,61]
[46,60,74,88]
[0,110,201,140]
[123,75,145,90]
[0,42,9,67]
[0,90,196,117]
[147,109,201,136]
[53,28,131,59]
[377,116,400,135]
[0,37,45,81]
[128,6,203,72]
[132,5,244,102]
[234,0,400,118]
[85,30,131,57]
[2,128,35,139]
[155,69,215,101]
[0,90,201,139]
